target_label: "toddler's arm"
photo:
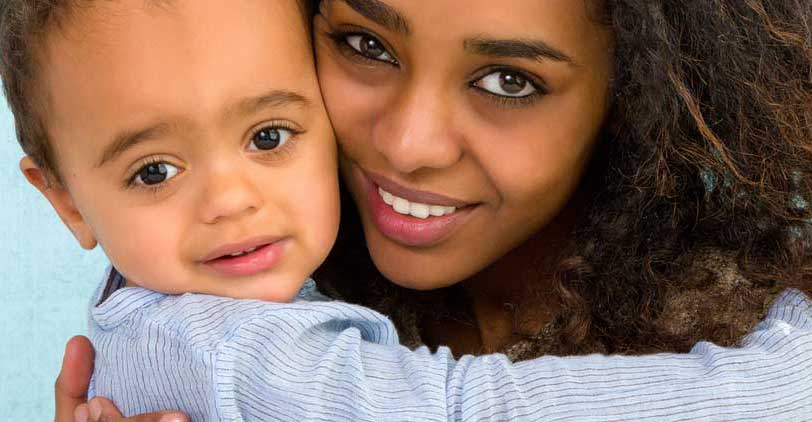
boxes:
[92,289,812,421]
[219,289,812,421]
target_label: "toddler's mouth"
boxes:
[201,236,288,277]
[213,245,264,260]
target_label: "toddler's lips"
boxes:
[202,238,288,277]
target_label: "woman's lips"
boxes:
[202,238,288,277]
[368,172,471,208]
[360,171,477,247]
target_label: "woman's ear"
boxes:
[19,156,98,250]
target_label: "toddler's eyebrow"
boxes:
[95,90,311,168]
[96,122,173,168]
[225,90,311,120]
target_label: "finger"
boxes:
[88,397,122,421]
[74,403,89,422]
[90,397,188,422]
[55,336,95,422]
[127,412,188,422]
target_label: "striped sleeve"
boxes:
[91,285,812,421]
[211,289,812,421]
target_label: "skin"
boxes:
[53,0,614,420]
[22,0,339,304]
[315,0,613,352]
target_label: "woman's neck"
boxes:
[421,205,577,356]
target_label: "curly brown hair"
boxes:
[314,0,812,355]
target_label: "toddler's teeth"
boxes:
[227,246,258,257]
[410,203,430,219]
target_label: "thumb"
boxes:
[55,336,94,422]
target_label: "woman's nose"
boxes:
[197,159,264,225]
[372,85,463,174]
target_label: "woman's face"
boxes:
[314,0,614,290]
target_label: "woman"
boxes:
[59,0,812,420]
[313,0,812,356]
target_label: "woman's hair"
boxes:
[315,0,812,354]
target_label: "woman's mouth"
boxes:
[377,186,458,219]
[361,170,477,247]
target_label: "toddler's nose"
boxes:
[197,161,264,225]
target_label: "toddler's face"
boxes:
[24,0,339,301]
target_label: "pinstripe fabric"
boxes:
[88,268,812,421]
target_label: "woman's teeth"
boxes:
[378,187,457,219]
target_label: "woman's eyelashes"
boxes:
[471,68,547,108]
[327,28,547,109]
[328,30,399,66]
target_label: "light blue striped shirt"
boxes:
[88,267,812,421]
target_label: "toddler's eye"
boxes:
[133,162,179,186]
[474,70,538,97]
[345,34,397,64]
[248,126,294,151]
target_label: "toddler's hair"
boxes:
[0,0,311,184]
[0,0,65,182]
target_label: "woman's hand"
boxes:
[74,397,188,422]
[54,336,188,422]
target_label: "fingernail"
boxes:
[89,399,102,420]
[74,405,89,422]
[159,415,186,422]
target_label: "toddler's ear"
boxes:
[19,156,98,250]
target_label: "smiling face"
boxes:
[23,0,339,302]
[314,0,614,290]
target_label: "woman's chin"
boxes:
[369,242,475,291]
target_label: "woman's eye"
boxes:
[133,162,179,186]
[473,70,538,97]
[248,126,294,151]
[345,34,397,64]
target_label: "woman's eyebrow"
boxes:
[331,0,410,35]
[464,37,577,66]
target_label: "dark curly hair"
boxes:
[314,0,812,355]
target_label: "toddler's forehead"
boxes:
[39,0,320,150]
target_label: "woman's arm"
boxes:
[55,337,94,422]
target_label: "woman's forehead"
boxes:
[320,0,612,64]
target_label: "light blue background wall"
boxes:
[0,98,108,420]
